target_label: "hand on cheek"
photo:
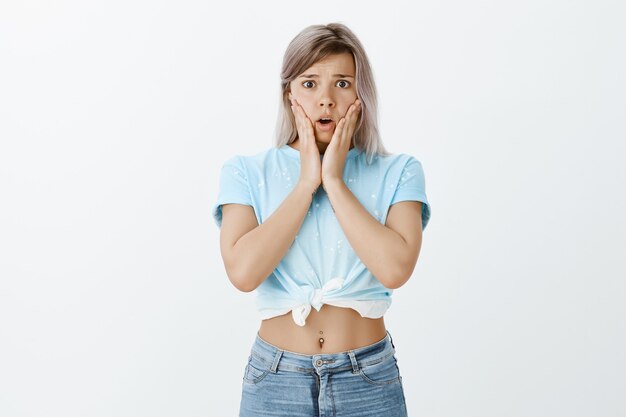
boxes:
[288,92,322,191]
[289,93,311,121]
[321,97,361,183]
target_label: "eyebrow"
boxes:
[298,73,355,79]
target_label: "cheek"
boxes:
[340,96,358,113]
[296,100,316,118]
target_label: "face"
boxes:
[288,52,359,143]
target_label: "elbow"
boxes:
[384,259,416,289]
[383,270,410,290]
[231,276,255,293]
[225,262,258,293]
[387,244,422,289]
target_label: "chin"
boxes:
[316,133,334,141]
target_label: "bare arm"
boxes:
[323,178,423,289]
[220,181,317,292]
[220,95,322,292]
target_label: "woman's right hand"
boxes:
[290,96,322,193]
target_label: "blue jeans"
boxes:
[239,330,408,416]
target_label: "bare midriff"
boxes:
[257,304,387,355]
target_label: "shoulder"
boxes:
[363,151,423,173]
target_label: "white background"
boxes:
[1,1,625,416]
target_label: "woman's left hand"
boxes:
[321,98,362,185]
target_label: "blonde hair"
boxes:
[274,23,392,165]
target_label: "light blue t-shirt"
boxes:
[211,144,431,326]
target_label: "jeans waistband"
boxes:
[249,330,397,372]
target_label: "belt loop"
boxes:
[348,350,359,373]
[270,349,283,373]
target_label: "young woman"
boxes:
[212,23,431,417]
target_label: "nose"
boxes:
[318,87,335,109]
[319,99,335,109]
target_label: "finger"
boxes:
[343,105,360,142]
[335,118,346,141]
[350,100,361,117]
[292,101,308,129]
[293,104,315,144]
[290,98,317,145]
[294,100,307,123]
[296,105,314,132]
[342,102,359,127]
[296,105,312,129]
[292,106,303,134]
[349,101,361,124]
[290,102,300,123]
[292,98,309,123]
[291,98,302,120]
[344,119,355,147]
[304,117,314,138]
[348,111,360,138]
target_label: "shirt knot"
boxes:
[291,277,345,327]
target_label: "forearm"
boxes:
[233,181,316,292]
[324,179,408,289]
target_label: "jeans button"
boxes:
[316,359,323,366]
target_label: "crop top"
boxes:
[211,144,431,326]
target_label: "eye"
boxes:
[337,80,351,88]
[302,81,315,88]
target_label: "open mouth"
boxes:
[316,118,335,131]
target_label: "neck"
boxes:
[289,139,354,154]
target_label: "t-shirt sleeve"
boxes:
[211,155,253,229]
[390,155,431,230]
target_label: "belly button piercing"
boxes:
[319,330,324,348]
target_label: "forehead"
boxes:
[304,52,355,74]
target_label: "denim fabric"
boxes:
[239,330,408,416]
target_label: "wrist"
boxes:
[297,180,319,197]
[322,177,344,193]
